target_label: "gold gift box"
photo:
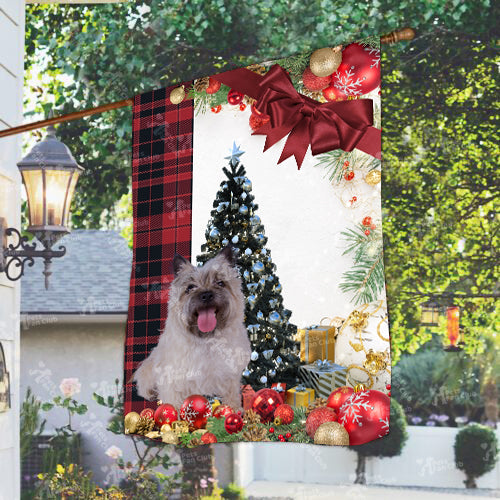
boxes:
[297,323,337,363]
[285,385,315,407]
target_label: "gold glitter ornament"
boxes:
[160,423,172,434]
[349,310,369,332]
[364,349,388,375]
[170,85,185,105]
[124,411,140,434]
[161,430,179,445]
[365,170,382,186]
[171,420,190,435]
[145,431,161,439]
[314,421,350,446]
[309,46,342,77]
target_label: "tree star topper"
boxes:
[225,142,245,166]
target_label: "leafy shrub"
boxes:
[454,423,498,488]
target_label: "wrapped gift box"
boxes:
[241,385,256,410]
[299,360,347,399]
[297,323,337,363]
[285,385,315,407]
[271,382,286,396]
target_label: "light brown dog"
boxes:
[134,247,251,409]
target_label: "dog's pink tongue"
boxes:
[197,308,217,333]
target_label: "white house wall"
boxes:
[0,1,24,499]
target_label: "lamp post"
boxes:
[0,125,83,289]
[420,299,440,327]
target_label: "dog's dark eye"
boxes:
[217,280,225,287]
[186,284,196,293]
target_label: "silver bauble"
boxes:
[269,311,281,324]
[243,179,252,192]
[239,205,249,215]
[209,228,220,239]
[245,248,252,256]
[251,351,259,361]
[257,311,264,320]
[243,270,251,280]
[222,239,229,246]
[224,220,230,227]
[260,375,267,384]
[263,349,274,360]
[243,369,251,377]
[253,261,265,273]
[232,235,239,244]
[268,370,276,378]
[247,294,257,308]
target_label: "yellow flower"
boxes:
[68,463,74,474]
[56,464,65,474]
[37,473,44,480]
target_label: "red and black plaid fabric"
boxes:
[124,84,194,414]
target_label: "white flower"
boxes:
[105,445,123,460]
[59,378,81,398]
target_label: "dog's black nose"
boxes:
[200,291,214,303]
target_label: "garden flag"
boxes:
[123,38,391,447]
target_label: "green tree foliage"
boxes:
[454,423,498,488]
[382,30,499,361]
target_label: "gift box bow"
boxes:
[273,383,285,393]
[315,359,335,372]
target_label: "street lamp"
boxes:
[0,125,83,289]
[420,299,440,327]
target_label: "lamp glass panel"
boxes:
[44,169,72,226]
[21,169,44,227]
[62,171,80,226]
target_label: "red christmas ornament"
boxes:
[386,384,391,390]
[249,113,270,132]
[327,386,354,412]
[211,105,222,114]
[305,407,337,439]
[213,405,234,420]
[179,395,212,430]
[302,66,331,91]
[322,84,347,102]
[387,392,391,397]
[140,408,154,420]
[201,432,218,444]
[331,43,380,97]
[362,216,373,227]
[344,171,355,181]
[364,229,371,236]
[269,427,275,433]
[227,89,244,105]
[251,389,283,423]
[206,77,221,94]
[239,103,247,111]
[154,403,178,427]
[224,412,244,434]
[274,403,294,425]
[338,390,390,445]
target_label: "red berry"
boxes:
[352,196,357,202]
[362,216,373,227]
[344,171,355,181]
[211,105,222,113]
[387,392,391,397]
[239,103,247,111]
[364,229,370,236]
[269,427,274,433]
[278,434,284,440]
[386,384,391,390]
[371,224,377,230]
[285,432,292,439]
[344,161,350,167]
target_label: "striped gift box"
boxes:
[298,360,347,399]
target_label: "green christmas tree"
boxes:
[197,143,300,389]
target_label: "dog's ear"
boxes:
[173,254,191,277]
[218,245,235,266]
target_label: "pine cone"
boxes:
[242,424,270,442]
[247,64,268,75]
[189,437,203,447]
[135,416,155,435]
[243,409,261,425]
[305,397,328,417]
[194,77,210,92]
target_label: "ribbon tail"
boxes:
[354,126,381,159]
[278,120,310,169]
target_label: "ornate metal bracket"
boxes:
[0,218,66,290]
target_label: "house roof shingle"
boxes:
[21,230,131,314]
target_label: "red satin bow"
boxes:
[252,65,374,168]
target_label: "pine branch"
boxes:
[357,35,381,49]
[188,83,231,115]
[274,50,312,85]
